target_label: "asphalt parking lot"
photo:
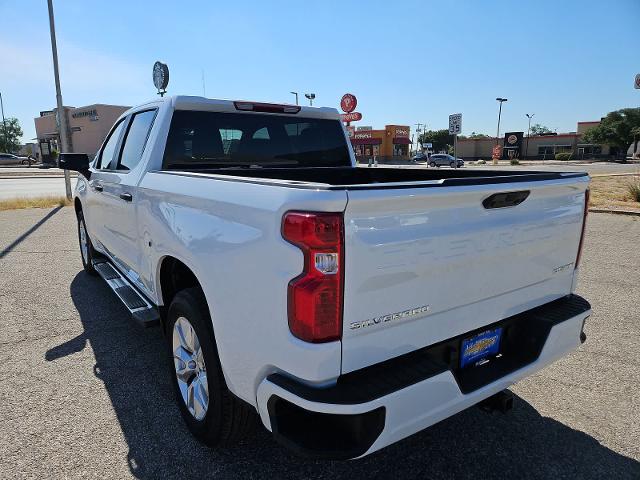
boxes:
[1,207,639,479]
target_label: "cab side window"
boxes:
[117,110,157,171]
[98,120,126,170]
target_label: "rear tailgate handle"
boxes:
[120,192,133,202]
[483,190,530,209]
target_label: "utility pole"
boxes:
[290,91,298,105]
[47,0,72,199]
[525,113,534,160]
[414,122,423,154]
[0,92,7,150]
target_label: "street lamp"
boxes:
[525,113,535,160]
[304,93,316,106]
[495,98,508,145]
[290,91,298,105]
[47,0,72,199]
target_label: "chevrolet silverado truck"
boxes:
[59,96,592,459]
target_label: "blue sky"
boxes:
[1,0,638,142]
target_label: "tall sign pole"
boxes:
[47,0,72,199]
[449,113,462,169]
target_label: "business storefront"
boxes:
[456,121,611,160]
[34,103,130,164]
[349,125,411,161]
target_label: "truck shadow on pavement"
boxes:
[45,272,640,480]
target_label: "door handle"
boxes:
[120,192,133,202]
[93,183,103,192]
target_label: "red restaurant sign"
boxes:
[341,112,362,122]
[340,93,357,113]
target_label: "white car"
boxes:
[59,96,591,459]
[0,152,29,165]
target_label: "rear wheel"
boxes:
[167,287,256,446]
[77,211,97,276]
[429,161,436,167]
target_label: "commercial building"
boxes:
[34,103,130,163]
[456,120,613,160]
[348,125,412,161]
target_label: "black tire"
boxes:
[167,287,256,446]
[450,161,455,168]
[77,210,97,276]
[429,161,436,167]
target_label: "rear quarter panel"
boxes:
[135,172,348,405]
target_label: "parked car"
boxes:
[0,153,28,166]
[428,153,464,168]
[0,152,35,166]
[59,96,591,460]
[412,152,427,162]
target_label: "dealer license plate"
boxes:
[460,327,502,368]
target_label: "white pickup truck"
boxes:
[59,96,592,459]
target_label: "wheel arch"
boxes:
[157,255,207,334]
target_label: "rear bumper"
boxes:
[257,294,591,459]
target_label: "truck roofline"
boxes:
[149,95,342,120]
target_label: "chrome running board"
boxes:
[93,259,160,328]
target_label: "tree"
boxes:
[582,108,640,160]
[418,129,454,153]
[468,132,491,139]
[0,117,23,153]
[530,123,553,135]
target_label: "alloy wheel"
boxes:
[172,316,209,420]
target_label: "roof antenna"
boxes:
[201,69,206,97]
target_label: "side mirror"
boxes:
[58,153,91,179]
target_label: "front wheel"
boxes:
[429,161,436,167]
[450,161,455,168]
[77,211,97,275]
[167,287,256,446]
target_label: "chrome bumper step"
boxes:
[93,259,160,328]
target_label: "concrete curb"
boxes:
[589,208,640,216]
[0,175,76,180]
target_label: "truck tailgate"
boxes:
[341,176,589,373]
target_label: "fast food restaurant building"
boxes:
[349,125,412,160]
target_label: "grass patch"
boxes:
[628,181,640,202]
[589,174,640,211]
[0,196,72,211]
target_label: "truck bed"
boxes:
[161,166,587,190]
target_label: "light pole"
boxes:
[304,93,315,106]
[47,0,72,199]
[0,92,7,151]
[290,91,298,105]
[525,113,534,160]
[495,98,507,145]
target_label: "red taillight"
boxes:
[575,189,590,269]
[282,211,344,343]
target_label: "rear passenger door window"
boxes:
[117,110,157,171]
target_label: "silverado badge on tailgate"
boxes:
[349,305,430,330]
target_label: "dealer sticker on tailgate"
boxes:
[460,327,503,368]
